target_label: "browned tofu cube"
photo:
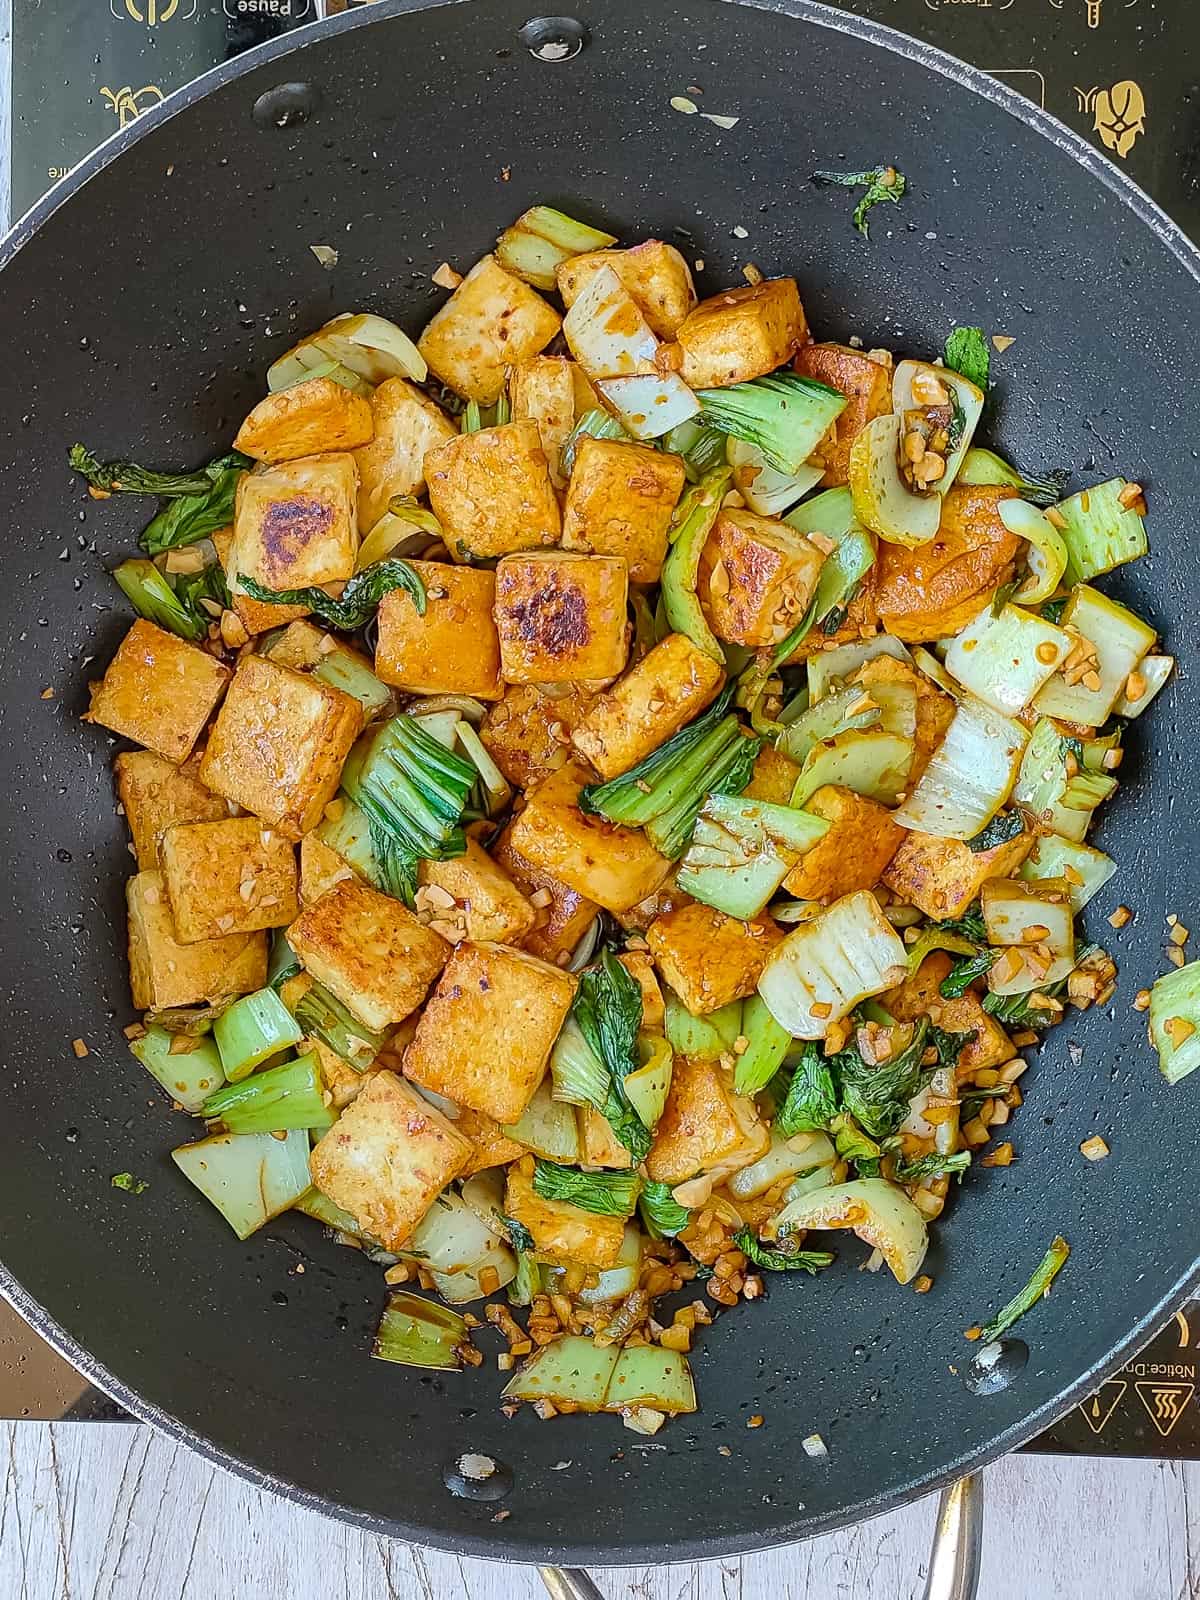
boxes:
[199,655,363,840]
[126,870,266,1010]
[579,1104,633,1169]
[874,486,1021,643]
[882,827,1035,921]
[570,632,724,781]
[288,877,449,1032]
[556,241,697,339]
[159,816,298,943]
[212,522,302,638]
[646,903,781,1014]
[309,1071,472,1250]
[560,439,686,584]
[674,279,808,389]
[508,763,671,914]
[114,750,231,869]
[853,656,955,784]
[425,419,561,562]
[415,838,538,946]
[883,953,1014,1072]
[490,824,600,965]
[742,745,801,806]
[233,376,373,464]
[782,785,905,901]
[352,377,457,532]
[374,561,501,699]
[794,343,892,487]
[299,832,357,905]
[612,874,695,933]
[494,553,629,684]
[455,1106,528,1179]
[504,1157,624,1269]
[508,355,578,488]
[617,949,665,1029]
[85,620,231,764]
[403,942,575,1124]
[480,682,597,791]
[417,254,561,404]
[229,454,359,635]
[698,510,825,648]
[646,1056,769,1184]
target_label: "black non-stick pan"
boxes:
[1,0,1196,1568]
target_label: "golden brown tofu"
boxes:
[480,682,596,790]
[309,1071,472,1251]
[114,750,231,870]
[853,656,955,784]
[579,1103,633,1169]
[229,455,359,633]
[417,253,561,404]
[674,279,808,389]
[288,877,448,1032]
[233,377,373,464]
[504,1158,624,1269]
[646,903,781,1015]
[570,633,724,781]
[199,655,363,841]
[85,620,231,765]
[490,825,600,965]
[882,827,1035,921]
[560,438,686,585]
[883,953,1014,1072]
[494,553,629,683]
[416,838,538,946]
[402,942,575,1124]
[876,486,1022,643]
[556,241,697,339]
[159,816,298,943]
[373,561,501,699]
[698,509,826,648]
[352,377,457,532]
[617,950,665,1030]
[508,355,577,488]
[126,870,266,1011]
[455,1106,529,1179]
[782,786,905,901]
[742,745,801,806]
[646,1056,768,1184]
[299,832,356,905]
[309,1035,378,1111]
[508,763,671,914]
[612,874,695,933]
[425,419,561,562]
[794,343,892,487]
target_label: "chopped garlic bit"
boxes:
[309,244,339,269]
[1080,1135,1110,1162]
[700,113,740,130]
[432,261,463,290]
[801,1432,828,1459]
[457,1452,497,1481]
[991,334,1015,352]
[670,95,699,115]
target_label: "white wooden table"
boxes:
[2,1422,1197,1598]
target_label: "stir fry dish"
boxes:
[75,202,1187,1434]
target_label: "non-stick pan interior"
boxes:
[0,0,1196,1563]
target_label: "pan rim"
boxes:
[2,0,1198,1565]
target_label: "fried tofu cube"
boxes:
[557,241,696,339]
[494,553,629,683]
[114,750,231,869]
[698,510,826,648]
[309,1035,377,1111]
[490,824,600,964]
[674,279,808,390]
[508,355,578,488]
[883,953,1014,1072]
[504,1157,624,1269]
[480,682,597,790]
[126,870,266,1010]
[794,343,892,487]
[233,376,373,464]
[309,1071,472,1251]
[288,877,449,1032]
[646,1056,769,1184]
[200,655,363,840]
[402,942,575,1124]
[229,455,359,634]
[300,832,356,904]
[373,560,501,698]
[159,816,298,943]
[425,419,561,562]
[782,785,905,901]
[854,656,955,784]
[579,1104,633,1169]
[455,1106,528,1179]
[417,253,561,404]
[85,620,231,764]
[882,827,1035,921]
[617,949,665,1029]
[560,438,685,585]
[570,632,724,780]
[646,903,781,1014]
[352,377,457,532]
[508,763,671,914]
[416,838,538,946]
[875,486,1021,643]
[743,745,801,806]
